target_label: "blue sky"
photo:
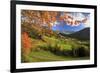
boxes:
[52,12,90,32]
[52,21,85,32]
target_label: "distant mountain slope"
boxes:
[60,28,90,40]
[68,28,90,40]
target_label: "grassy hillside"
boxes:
[21,23,90,63]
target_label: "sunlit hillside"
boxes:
[21,10,90,63]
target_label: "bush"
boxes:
[77,45,90,57]
[38,44,49,51]
[71,45,90,57]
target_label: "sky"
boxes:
[21,10,90,32]
[52,12,90,32]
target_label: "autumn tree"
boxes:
[22,32,32,56]
[21,10,58,35]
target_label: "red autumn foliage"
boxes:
[22,32,32,55]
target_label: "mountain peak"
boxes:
[67,28,90,40]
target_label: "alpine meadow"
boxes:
[21,10,90,63]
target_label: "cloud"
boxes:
[65,12,90,27]
[50,12,90,27]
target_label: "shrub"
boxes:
[38,44,49,51]
[21,32,32,55]
[78,45,90,57]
